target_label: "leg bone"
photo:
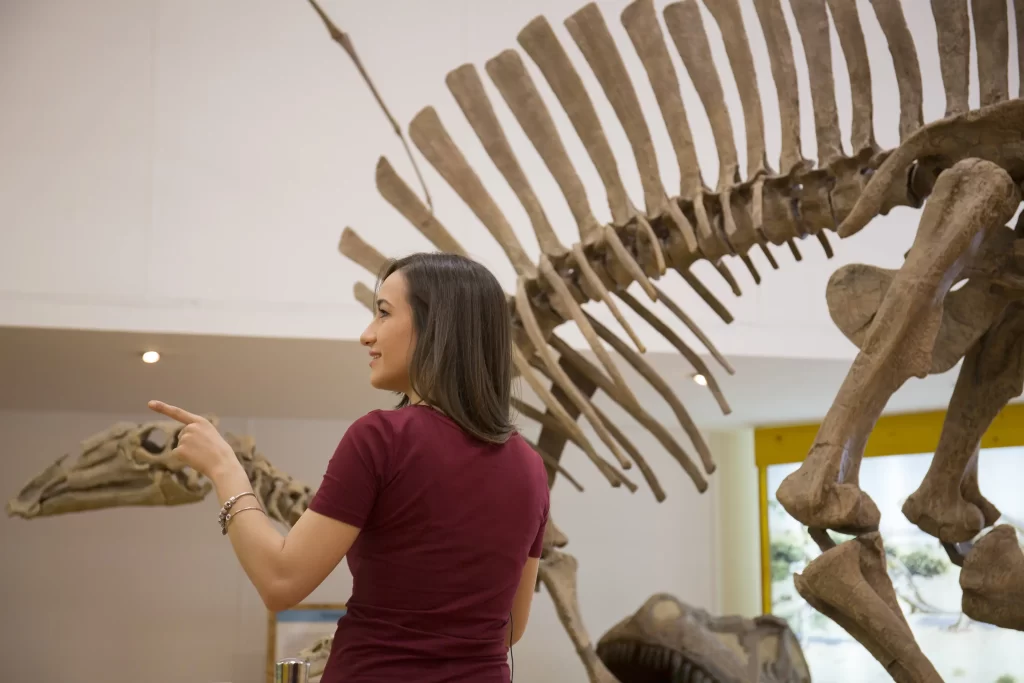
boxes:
[777,158,1021,534]
[902,302,1024,543]
[539,549,622,683]
[960,524,1024,630]
[794,533,943,683]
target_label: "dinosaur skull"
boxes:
[595,594,810,683]
[6,420,212,519]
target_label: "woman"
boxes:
[149,252,550,682]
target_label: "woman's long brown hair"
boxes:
[375,252,516,444]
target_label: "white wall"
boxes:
[4,0,1006,360]
[0,407,718,683]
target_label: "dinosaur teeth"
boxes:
[595,639,723,683]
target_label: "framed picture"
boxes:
[266,602,347,683]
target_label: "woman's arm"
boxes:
[148,400,365,612]
[211,462,361,611]
[506,556,541,647]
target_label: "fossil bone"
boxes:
[793,532,944,683]
[776,158,1021,536]
[595,593,811,683]
[901,302,1024,544]
[960,524,1024,630]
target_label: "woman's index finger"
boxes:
[148,400,202,425]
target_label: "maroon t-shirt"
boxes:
[307,404,550,682]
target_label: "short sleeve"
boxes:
[528,485,550,559]
[308,411,393,528]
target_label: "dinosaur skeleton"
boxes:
[6,0,1024,680]
[323,0,1024,679]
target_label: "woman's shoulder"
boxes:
[344,409,398,444]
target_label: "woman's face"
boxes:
[360,270,417,397]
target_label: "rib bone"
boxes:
[868,0,924,141]
[375,157,466,255]
[776,158,1022,534]
[972,0,1010,107]
[515,278,635,475]
[408,107,537,278]
[826,0,877,153]
[619,0,705,197]
[584,311,716,475]
[930,0,972,117]
[549,334,708,492]
[511,346,628,488]
[445,63,568,259]
[789,0,845,167]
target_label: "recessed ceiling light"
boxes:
[692,373,707,386]
[142,351,160,364]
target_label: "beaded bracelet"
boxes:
[218,491,263,534]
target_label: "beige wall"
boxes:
[1,407,724,683]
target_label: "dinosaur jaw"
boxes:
[595,594,761,683]
[596,637,737,683]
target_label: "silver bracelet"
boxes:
[218,491,259,533]
[222,505,265,534]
